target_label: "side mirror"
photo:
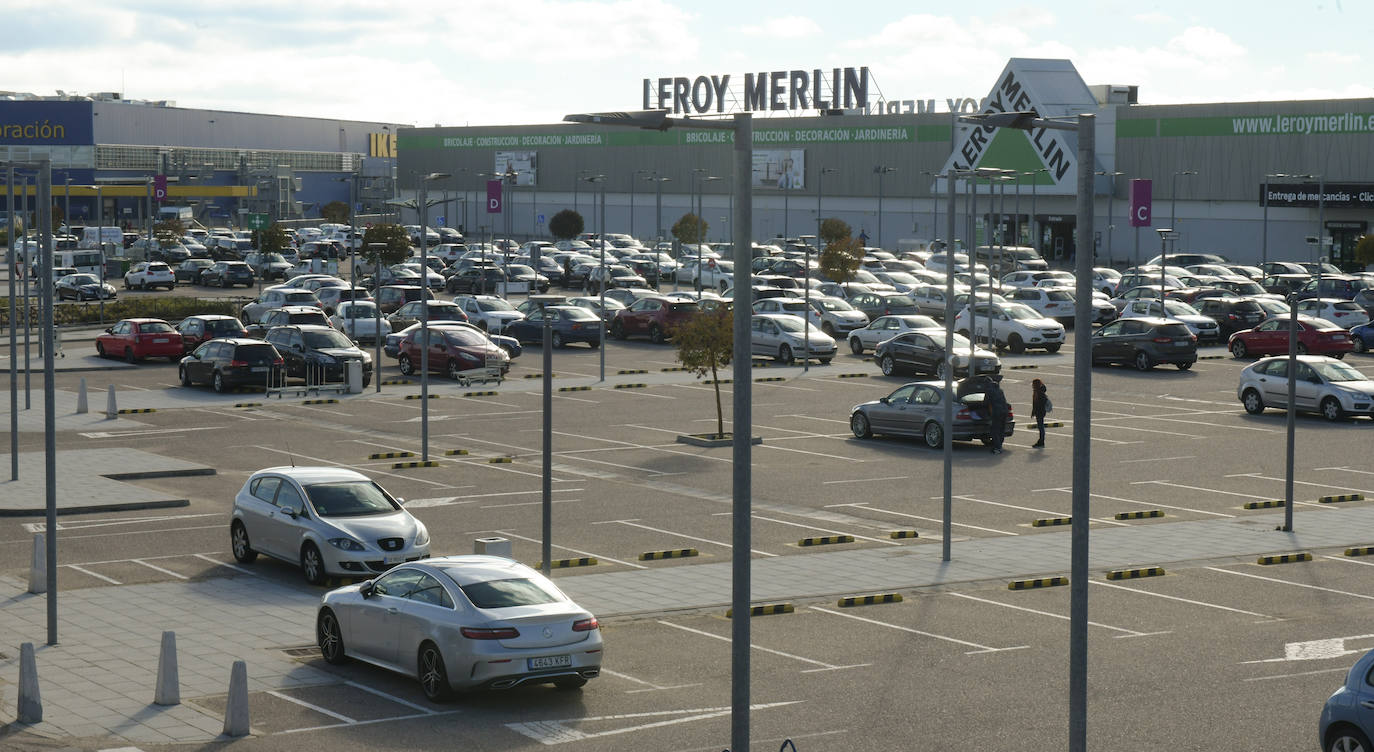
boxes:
[105,328,113,334]
[278,504,299,518]
[359,580,375,598]
[879,397,890,405]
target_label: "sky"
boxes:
[2,0,1368,127]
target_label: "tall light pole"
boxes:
[1025,168,1047,256]
[874,165,897,249]
[1171,170,1197,239]
[1261,173,1309,268]
[648,173,670,244]
[573,169,591,216]
[417,173,449,461]
[811,167,838,375]
[581,174,607,380]
[631,169,653,240]
[1096,171,1123,267]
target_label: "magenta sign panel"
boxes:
[1129,179,1152,227]
[486,179,502,213]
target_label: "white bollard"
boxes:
[76,377,88,414]
[222,660,249,737]
[106,383,117,420]
[28,533,46,594]
[154,630,180,706]
[17,642,41,724]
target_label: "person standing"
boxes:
[986,374,1009,454]
[1031,378,1049,448]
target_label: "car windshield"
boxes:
[1164,301,1200,316]
[1312,361,1368,382]
[304,481,397,517]
[1232,283,1265,294]
[477,299,514,312]
[68,275,99,285]
[284,292,316,303]
[265,253,286,263]
[1004,306,1039,320]
[457,577,560,608]
[303,330,355,349]
[1157,323,1193,337]
[773,317,806,333]
[138,321,174,333]
[886,295,916,307]
[885,272,919,284]
[562,308,600,321]
[344,305,379,319]
[444,329,487,346]
[205,320,244,334]
[817,298,854,311]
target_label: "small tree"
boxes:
[254,223,291,254]
[321,201,350,225]
[818,217,851,248]
[671,212,708,245]
[50,204,65,233]
[819,236,863,284]
[549,209,584,240]
[1355,234,1374,270]
[360,223,412,267]
[154,217,186,241]
[674,306,734,439]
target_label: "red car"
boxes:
[96,318,185,362]
[174,314,249,353]
[1228,316,1354,359]
[396,326,511,380]
[609,296,700,344]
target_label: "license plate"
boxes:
[529,655,572,670]
[153,338,169,343]
[383,554,405,565]
[250,366,268,372]
[1175,341,1190,346]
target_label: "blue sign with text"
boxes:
[0,101,95,146]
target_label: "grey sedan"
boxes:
[849,381,1014,448]
[750,313,836,364]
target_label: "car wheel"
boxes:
[1355,337,1368,353]
[213,372,226,393]
[179,366,191,386]
[850,412,872,438]
[1334,352,1346,360]
[1177,361,1193,371]
[1242,388,1265,415]
[447,359,462,380]
[923,421,944,449]
[779,344,794,365]
[1045,344,1061,353]
[125,347,136,364]
[849,337,864,355]
[1326,724,1374,752]
[317,608,348,665]
[229,520,258,563]
[301,543,326,586]
[588,338,600,349]
[1296,343,1308,355]
[1007,334,1025,354]
[398,354,414,375]
[96,342,106,358]
[649,324,664,344]
[935,360,947,380]
[1230,340,1248,359]
[418,642,453,702]
[550,330,567,349]
[554,677,588,690]
[881,355,897,376]
[819,357,831,364]
[822,322,835,337]
[611,321,626,340]
[1322,396,1345,422]
[1134,350,1152,371]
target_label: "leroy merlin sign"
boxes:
[938,59,1098,195]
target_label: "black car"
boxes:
[1261,273,1312,297]
[201,261,255,288]
[1194,297,1267,337]
[178,338,283,392]
[1090,317,1197,371]
[1355,286,1374,317]
[174,259,216,285]
[873,329,1000,379]
[1289,275,1370,303]
[503,305,604,348]
[263,325,373,386]
[246,306,333,338]
[445,266,507,295]
[848,292,920,320]
[54,273,117,301]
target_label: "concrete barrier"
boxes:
[28,533,45,594]
[76,377,88,414]
[154,630,180,706]
[18,642,41,723]
[222,660,249,737]
[106,383,117,419]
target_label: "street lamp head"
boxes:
[874,165,897,174]
[962,111,1041,131]
[423,172,450,182]
[581,174,607,184]
[563,110,673,131]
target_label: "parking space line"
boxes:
[405,488,582,509]
[1225,472,1374,497]
[343,680,440,714]
[1119,455,1198,464]
[1317,466,1374,476]
[132,559,189,580]
[1034,488,1235,519]
[753,382,819,392]
[742,514,901,546]
[1204,566,1374,602]
[494,530,649,569]
[601,387,675,400]
[267,689,357,723]
[757,443,863,461]
[276,710,461,735]
[809,606,1028,654]
[1323,555,1374,569]
[1089,580,1277,621]
[823,476,909,485]
[599,668,702,693]
[289,404,354,416]
[193,553,256,576]
[775,414,849,424]
[948,593,1169,638]
[657,620,870,672]
[553,393,599,403]
[594,519,779,557]
[65,564,121,584]
[254,446,453,488]
[1243,666,1349,683]
[1082,421,1206,439]
[834,502,1017,536]
[1131,480,1270,500]
[950,495,1129,527]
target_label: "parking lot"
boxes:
[2,328,1374,750]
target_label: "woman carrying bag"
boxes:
[1031,378,1050,448]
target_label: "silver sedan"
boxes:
[316,555,603,700]
[750,313,836,364]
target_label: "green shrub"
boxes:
[0,296,250,328]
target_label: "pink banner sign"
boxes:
[1129,178,1152,227]
[486,179,502,214]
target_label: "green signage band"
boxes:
[400,125,919,151]
[1120,112,1374,138]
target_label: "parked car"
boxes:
[750,312,836,364]
[375,285,432,315]
[179,338,283,392]
[230,466,431,585]
[315,555,602,699]
[384,321,520,360]
[1118,299,1222,343]
[1320,647,1374,752]
[329,301,391,345]
[847,314,941,354]
[1352,321,1374,353]
[1090,317,1197,371]
[805,295,869,337]
[1228,317,1354,359]
[246,252,293,281]
[453,294,524,333]
[262,325,373,386]
[565,295,626,323]
[1289,275,1369,303]
[1194,297,1268,338]
[847,291,920,321]
[55,273,116,301]
[124,261,176,291]
[175,314,249,353]
[873,328,1000,379]
[953,302,1065,354]
[849,380,1015,448]
[395,325,511,379]
[1295,298,1371,328]
[610,296,700,344]
[173,258,216,285]
[95,318,184,362]
[246,306,333,338]
[241,286,322,324]
[201,261,255,288]
[504,305,604,348]
[316,286,373,315]
[1238,355,1374,421]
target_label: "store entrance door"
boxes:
[1327,221,1367,271]
[1037,214,1077,264]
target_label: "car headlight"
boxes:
[414,525,430,547]
[327,537,366,551]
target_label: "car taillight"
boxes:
[461,626,520,640]
[273,358,284,365]
[229,360,248,367]
[1152,337,1171,343]
[572,617,599,632]
[1228,313,1239,320]
[570,323,582,331]
[956,408,971,420]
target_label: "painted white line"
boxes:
[1323,555,1374,568]
[1089,580,1276,621]
[495,530,648,570]
[837,502,1017,536]
[343,680,439,714]
[132,559,189,580]
[823,476,909,485]
[503,702,799,745]
[1243,666,1349,683]
[481,499,579,509]
[193,553,256,576]
[599,668,701,693]
[747,514,900,546]
[1225,472,1374,496]
[1205,566,1374,602]
[1131,480,1263,499]
[951,494,1128,527]
[1038,488,1236,519]
[267,689,357,723]
[254,446,452,488]
[275,710,461,735]
[290,404,353,416]
[1119,455,1198,464]
[595,519,778,557]
[809,606,1027,654]
[947,592,1168,638]
[552,394,598,403]
[774,413,850,425]
[23,512,223,531]
[65,564,121,585]
[758,443,862,461]
[1317,467,1374,476]
[657,621,869,672]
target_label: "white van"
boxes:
[80,226,124,250]
[56,249,105,276]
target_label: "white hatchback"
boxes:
[953,302,1065,353]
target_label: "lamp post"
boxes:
[417,174,449,460]
[563,109,753,752]
[811,167,838,375]
[573,169,591,216]
[648,173,670,245]
[1025,168,1047,256]
[874,165,897,249]
[368,243,386,393]
[529,293,565,577]
[581,174,607,380]
[1155,228,1179,308]
[693,171,721,292]
[1170,170,1197,239]
[6,165,16,479]
[631,169,653,239]
[1096,171,1123,267]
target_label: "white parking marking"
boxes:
[66,564,121,584]
[948,593,1170,638]
[1205,566,1374,602]
[193,553,256,576]
[598,668,701,693]
[1317,466,1374,476]
[823,476,908,485]
[741,514,901,546]
[758,443,863,461]
[254,446,453,487]
[277,710,460,735]
[809,606,1028,654]
[1089,580,1277,621]
[657,621,869,672]
[343,680,440,714]
[1324,555,1374,569]
[494,530,648,570]
[132,559,188,580]
[1225,472,1374,497]
[1243,667,1349,682]
[1118,455,1198,464]
[950,494,1129,527]
[832,502,1017,536]
[267,689,357,723]
[593,519,778,557]
[601,387,674,399]
[1034,488,1235,519]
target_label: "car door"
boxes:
[1293,362,1324,410]
[1092,321,1124,363]
[391,572,455,672]
[905,333,938,373]
[186,342,217,384]
[265,478,310,562]
[750,317,771,357]
[904,384,943,433]
[237,475,283,559]
[868,384,916,433]
[1251,320,1285,355]
[177,318,204,352]
[348,569,419,665]
[1256,359,1291,407]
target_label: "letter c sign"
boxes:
[1129,179,1153,227]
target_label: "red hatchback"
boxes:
[396,326,511,380]
[96,318,185,362]
[609,296,700,344]
[1228,316,1355,359]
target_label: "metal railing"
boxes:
[264,361,352,398]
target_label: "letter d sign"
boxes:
[154,174,168,203]
[486,179,502,214]
[1129,179,1152,227]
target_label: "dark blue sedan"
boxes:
[1352,321,1374,354]
[504,305,604,348]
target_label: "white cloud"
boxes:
[1307,50,1360,66]
[737,15,822,39]
[1131,11,1173,24]
[1165,26,1245,61]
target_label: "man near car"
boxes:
[986,374,1009,454]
